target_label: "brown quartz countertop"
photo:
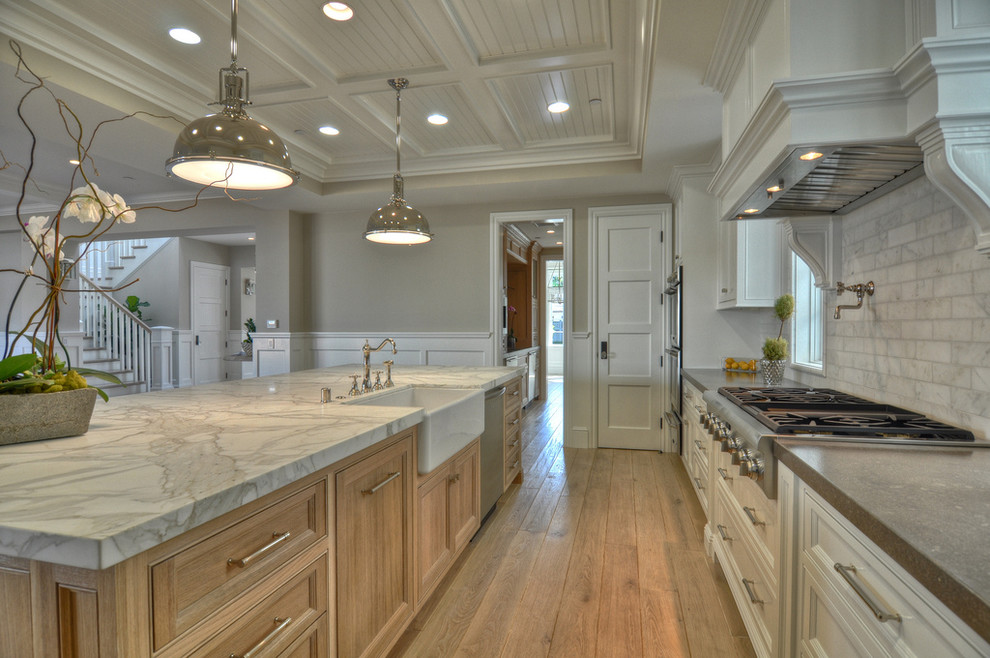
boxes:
[774,440,990,644]
[682,368,803,392]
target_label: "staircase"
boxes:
[78,274,152,397]
[77,237,171,286]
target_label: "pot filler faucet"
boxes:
[834,281,875,319]
[362,338,397,393]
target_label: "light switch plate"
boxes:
[266,319,278,328]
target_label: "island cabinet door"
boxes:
[335,433,415,658]
[449,440,480,553]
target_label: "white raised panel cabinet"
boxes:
[717,219,781,309]
[783,463,990,658]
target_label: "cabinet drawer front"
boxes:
[800,484,990,657]
[279,616,327,658]
[188,555,328,658]
[504,426,521,454]
[504,443,521,489]
[504,379,523,413]
[504,406,522,434]
[713,482,778,657]
[152,480,327,649]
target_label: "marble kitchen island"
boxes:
[0,364,525,657]
[0,365,522,570]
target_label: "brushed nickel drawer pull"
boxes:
[511,418,520,425]
[741,578,764,605]
[694,439,706,453]
[716,524,732,542]
[227,532,291,567]
[449,473,461,484]
[718,467,732,480]
[235,616,293,658]
[743,506,766,526]
[693,477,704,490]
[834,563,901,623]
[511,390,520,396]
[363,471,401,495]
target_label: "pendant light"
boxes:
[165,0,298,190]
[364,78,433,244]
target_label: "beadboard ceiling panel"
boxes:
[489,67,615,145]
[444,0,609,60]
[356,83,499,156]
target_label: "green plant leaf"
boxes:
[93,386,109,402]
[0,353,37,380]
[0,376,45,392]
[74,367,123,385]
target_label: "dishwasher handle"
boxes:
[486,386,506,401]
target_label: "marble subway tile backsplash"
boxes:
[795,177,990,439]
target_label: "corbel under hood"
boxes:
[709,37,990,257]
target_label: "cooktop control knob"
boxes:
[721,436,741,453]
[738,450,765,480]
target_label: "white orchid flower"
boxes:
[64,184,108,223]
[24,215,64,260]
[111,192,136,223]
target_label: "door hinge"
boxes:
[660,416,664,429]
[660,229,664,242]
[660,355,664,368]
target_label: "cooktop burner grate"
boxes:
[717,386,975,442]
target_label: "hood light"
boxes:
[799,151,823,161]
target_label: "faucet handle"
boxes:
[374,371,384,391]
[348,374,361,396]
[384,360,394,388]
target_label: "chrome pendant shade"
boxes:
[166,0,298,190]
[365,78,433,244]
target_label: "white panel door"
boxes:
[596,208,665,450]
[191,261,229,385]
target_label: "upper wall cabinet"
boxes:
[717,219,781,309]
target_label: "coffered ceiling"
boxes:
[0,0,728,214]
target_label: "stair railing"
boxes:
[79,273,152,394]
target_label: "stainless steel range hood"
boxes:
[729,143,926,220]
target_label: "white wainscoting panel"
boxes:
[151,327,174,390]
[172,330,194,388]
[308,333,494,369]
[567,331,594,449]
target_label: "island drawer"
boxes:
[504,378,522,415]
[182,554,328,658]
[151,479,328,650]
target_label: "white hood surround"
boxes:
[706,0,990,262]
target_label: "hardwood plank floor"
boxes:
[389,378,755,658]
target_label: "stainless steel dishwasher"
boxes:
[480,385,506,523]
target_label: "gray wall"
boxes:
[228,246,256,332]
[112,237,230,330]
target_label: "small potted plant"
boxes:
[242,318,256,357]
[761,294,794,386]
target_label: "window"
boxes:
[790,252,823,372]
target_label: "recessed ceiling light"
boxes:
[799,151,823,161]
[547,101,570,113]
[169,28,201,44]
[322,2,353,21]
[427,114,448,125]
[556,241,562,245]
[248,236,255,241]
[546,229,555,234]
[319,125,340,136]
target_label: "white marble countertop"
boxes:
[0,365,523,570]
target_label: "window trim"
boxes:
[789,250,826,376]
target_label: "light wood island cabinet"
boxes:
[335,432,415,658]
[415,438,480,607]
[0,423,489,658]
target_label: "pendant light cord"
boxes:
[230,0,238,66]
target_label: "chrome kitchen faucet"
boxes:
[362,338,397,393]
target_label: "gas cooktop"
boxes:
[717,386,976,442]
